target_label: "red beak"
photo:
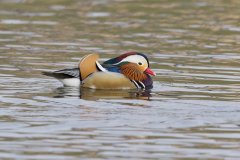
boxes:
[144,68,156,76]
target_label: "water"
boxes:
[0,0,240,159]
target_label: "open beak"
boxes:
[144,67,156,76]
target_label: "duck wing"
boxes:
[79,53,99,81]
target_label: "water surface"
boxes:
[0,0,240,159]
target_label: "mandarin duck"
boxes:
[43,52,156,89]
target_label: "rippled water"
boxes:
[0,0,240,159]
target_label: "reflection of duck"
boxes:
[43,52,156,90]
[53,87,151,100]
[80,88,151,100]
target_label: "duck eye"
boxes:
[138,62,143,65]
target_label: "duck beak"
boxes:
[144,68,156,76]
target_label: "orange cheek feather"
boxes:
[120,63,147,81]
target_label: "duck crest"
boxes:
[103,51,138,65]
[116,51,138,60]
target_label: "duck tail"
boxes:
[42,68,80,79]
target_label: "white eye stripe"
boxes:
[119,55,148,67]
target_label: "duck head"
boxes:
[103,52,156,82]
